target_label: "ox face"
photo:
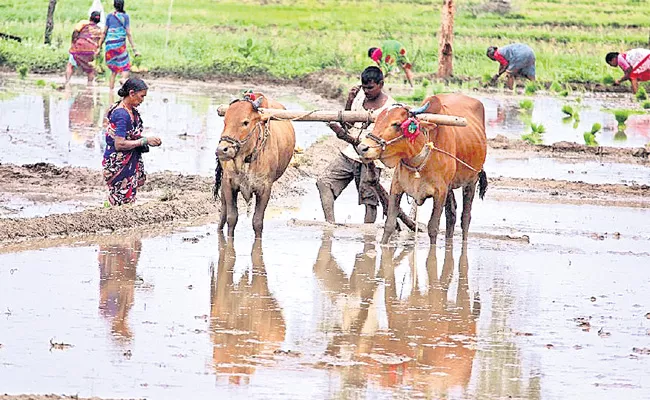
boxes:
[216,99,263,162]
[356,107,411,163]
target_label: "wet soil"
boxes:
[1,133,649,243]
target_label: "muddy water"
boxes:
[481,95,650,148]
[1,77,649,181]
[1,187,649,399]
[0,79,331,176]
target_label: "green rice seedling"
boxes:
[614,130,627,142]
[635,86,647,101]
[549,81,562,93]
[613,110,631,126]
[572,119,580,129]
[642,101,650,109]
[602,75,615,85]
[590,123,602,134]
[559,90,569,97]
[519,99,533,111]
[481,73,493,84]
[524,81,538,95]
[421,78,430,88]
[17,65,28,79]
[561,105,574,117]
[50,83,58,90]
[521,122,545,145]
[583,132,598,146]
[35,79,46,87]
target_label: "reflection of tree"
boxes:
[98,237,141,344]
[209,235,286,385]
[313,235,480,398]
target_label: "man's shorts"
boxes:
[318,152,380,206]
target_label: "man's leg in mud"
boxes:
[316,153,355,224]
[357,163,380,224]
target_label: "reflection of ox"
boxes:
[313,235,479,396]
[214,94,296,238]
[209,235,286,384]
[357,94,488,245]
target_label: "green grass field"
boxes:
[1,0,648,86]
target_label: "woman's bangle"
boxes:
[140,137,147,146]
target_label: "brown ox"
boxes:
[357,94,488,245]
[215,94,296,238]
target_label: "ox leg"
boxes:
[223,184,239,238]
[218,189,227,231]
[252,187,271,239]
[445,189,457,242]
[427,190,447,246]
[381,192,403,245]
[461,180,478,242]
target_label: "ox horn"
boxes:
[410,101,430,116]
[252,96,264,111]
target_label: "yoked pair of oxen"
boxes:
[214,92,487,245]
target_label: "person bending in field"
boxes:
[64,11,103,86]
[316,66,396,224]
[487,43,536,90]
[368,39,414,87]
[606,49,650,94]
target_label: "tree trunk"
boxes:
[44,0,57,45]
[438,0,455,79]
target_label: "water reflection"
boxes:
[210,235,286,384]
[313,233,479,398]
[68,87,103,149]
[98,237,141,344]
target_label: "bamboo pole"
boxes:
[216,105,467,127]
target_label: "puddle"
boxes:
[481,95,650,148]
[0,187,649,399]
[0,79,331,176]
[1,78,648,181]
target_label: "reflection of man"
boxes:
[98,237,141,343]
[210,236,285,384]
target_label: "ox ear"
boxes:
[410,101,430,116]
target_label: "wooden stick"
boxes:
[216,105,467,127]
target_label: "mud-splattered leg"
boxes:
[252,187,271,238]
[461,180,478,242]
[381,192,403,244]
[445,189,457,242]
[316,180,336,223]
[427,190,447,245]
[222,183,239,238]
[218,190,227,231]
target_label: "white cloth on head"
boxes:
[89,0,106,28]
[340,90,395,168]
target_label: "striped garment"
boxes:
[104,11,131,73]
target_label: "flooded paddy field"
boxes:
[0,74,649,400]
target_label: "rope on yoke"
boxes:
[426,143,479,172]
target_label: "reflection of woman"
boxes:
[65,11,103,86]
[98,238,141,342]
[69,89,98,147]
[102,78,161,205]
[97,0,140,90]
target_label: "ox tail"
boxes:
[213,160,223,201]
[478,169,488,200]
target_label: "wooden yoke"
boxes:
[216,105,468,127]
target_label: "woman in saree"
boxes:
[97,0,140,90]
[486,43,536,90]
[64,11,103,86]
[103,78,161,206]
[368,39,414,87]
[606,49,650,94]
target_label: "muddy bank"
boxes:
[0,396,137,400]
[0,162,303,243]
[488,135,650,164]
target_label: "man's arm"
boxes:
[328,86,362,145]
